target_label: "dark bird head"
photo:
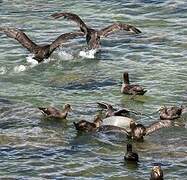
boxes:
[86,29,101,49]
[124,143,139,163]
[130,121,146,141]
[123,72,130,84]
[150,166,163,180]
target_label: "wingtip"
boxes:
[131,26,142,34]
[38,107,45,111]
[51,13,60,19]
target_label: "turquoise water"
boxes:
[0,0,187,179]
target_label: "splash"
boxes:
[57,50,74,60]
[13,64,27,73]
[79,49,97,59]
[26,55,39,67]
[0,66,8,75]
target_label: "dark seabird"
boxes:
[159,105,186,120]
[127,120,174,141]
[0,27,84,62]
[150,166,164,180]
[38,104,72,119]
[97,102,131,117]
[121,72,147,96]
[73,115,103,132]
[98,120,175,141]
[124,143,139,163]
[51,12,141,50]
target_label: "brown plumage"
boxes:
[150,166,164,180]
[97,102,130,117]
[38,104,72,119]
[121,72,147,95]
[98,120,176,141]
[73,115,103,132]
[124,143,139,163]
[51,12,141,50]
[0,27,84,62]
[127,120,174,141]
[159,105,184,120]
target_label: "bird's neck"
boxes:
[127,144,132,152]
[123,73,130,84]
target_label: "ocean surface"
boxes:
[0,0,187,179]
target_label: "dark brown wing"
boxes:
[51,12,88,34]
[97,102,111,109]
[99,23,141,37]
[38,107,60,116]
[97,102,116,110]
[49,31,84,53]
[145,120,173,135]
[0,27,37,53]
[113,109,130,116]
[129,85,147,95]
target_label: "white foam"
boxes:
[13,65,27,73]
[26,55,39,67]
[0,66,7,75]
[79,49,97,59]
[58,50,74,60]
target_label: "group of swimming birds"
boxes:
[1,12,186,180]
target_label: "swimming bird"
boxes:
[150,166,164,180]
[38,104,72,119]
[97,102,130,117]
[124,143,139,163]
[73,115,103,132]
[51,12,141,50]
[158,105,186,120]
[127,120,174,141]
[0,27,84,62]
[99,120,175,141]
[121,72,147,96]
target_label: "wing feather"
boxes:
[51,12,88,34]
[50,31,84,53]
[146,120,172,135]
[0,27,37,52]
[99,23,141,37]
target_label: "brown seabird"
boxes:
[121,72,147,96]
[51,12,141,50]
[38,104,72,119]
[0,27,84,62]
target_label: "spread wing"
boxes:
[0,27,37,53]
[51,12,88,34]
[49,31,84,53]
[99,23,141,37]
[145,120,173,135]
